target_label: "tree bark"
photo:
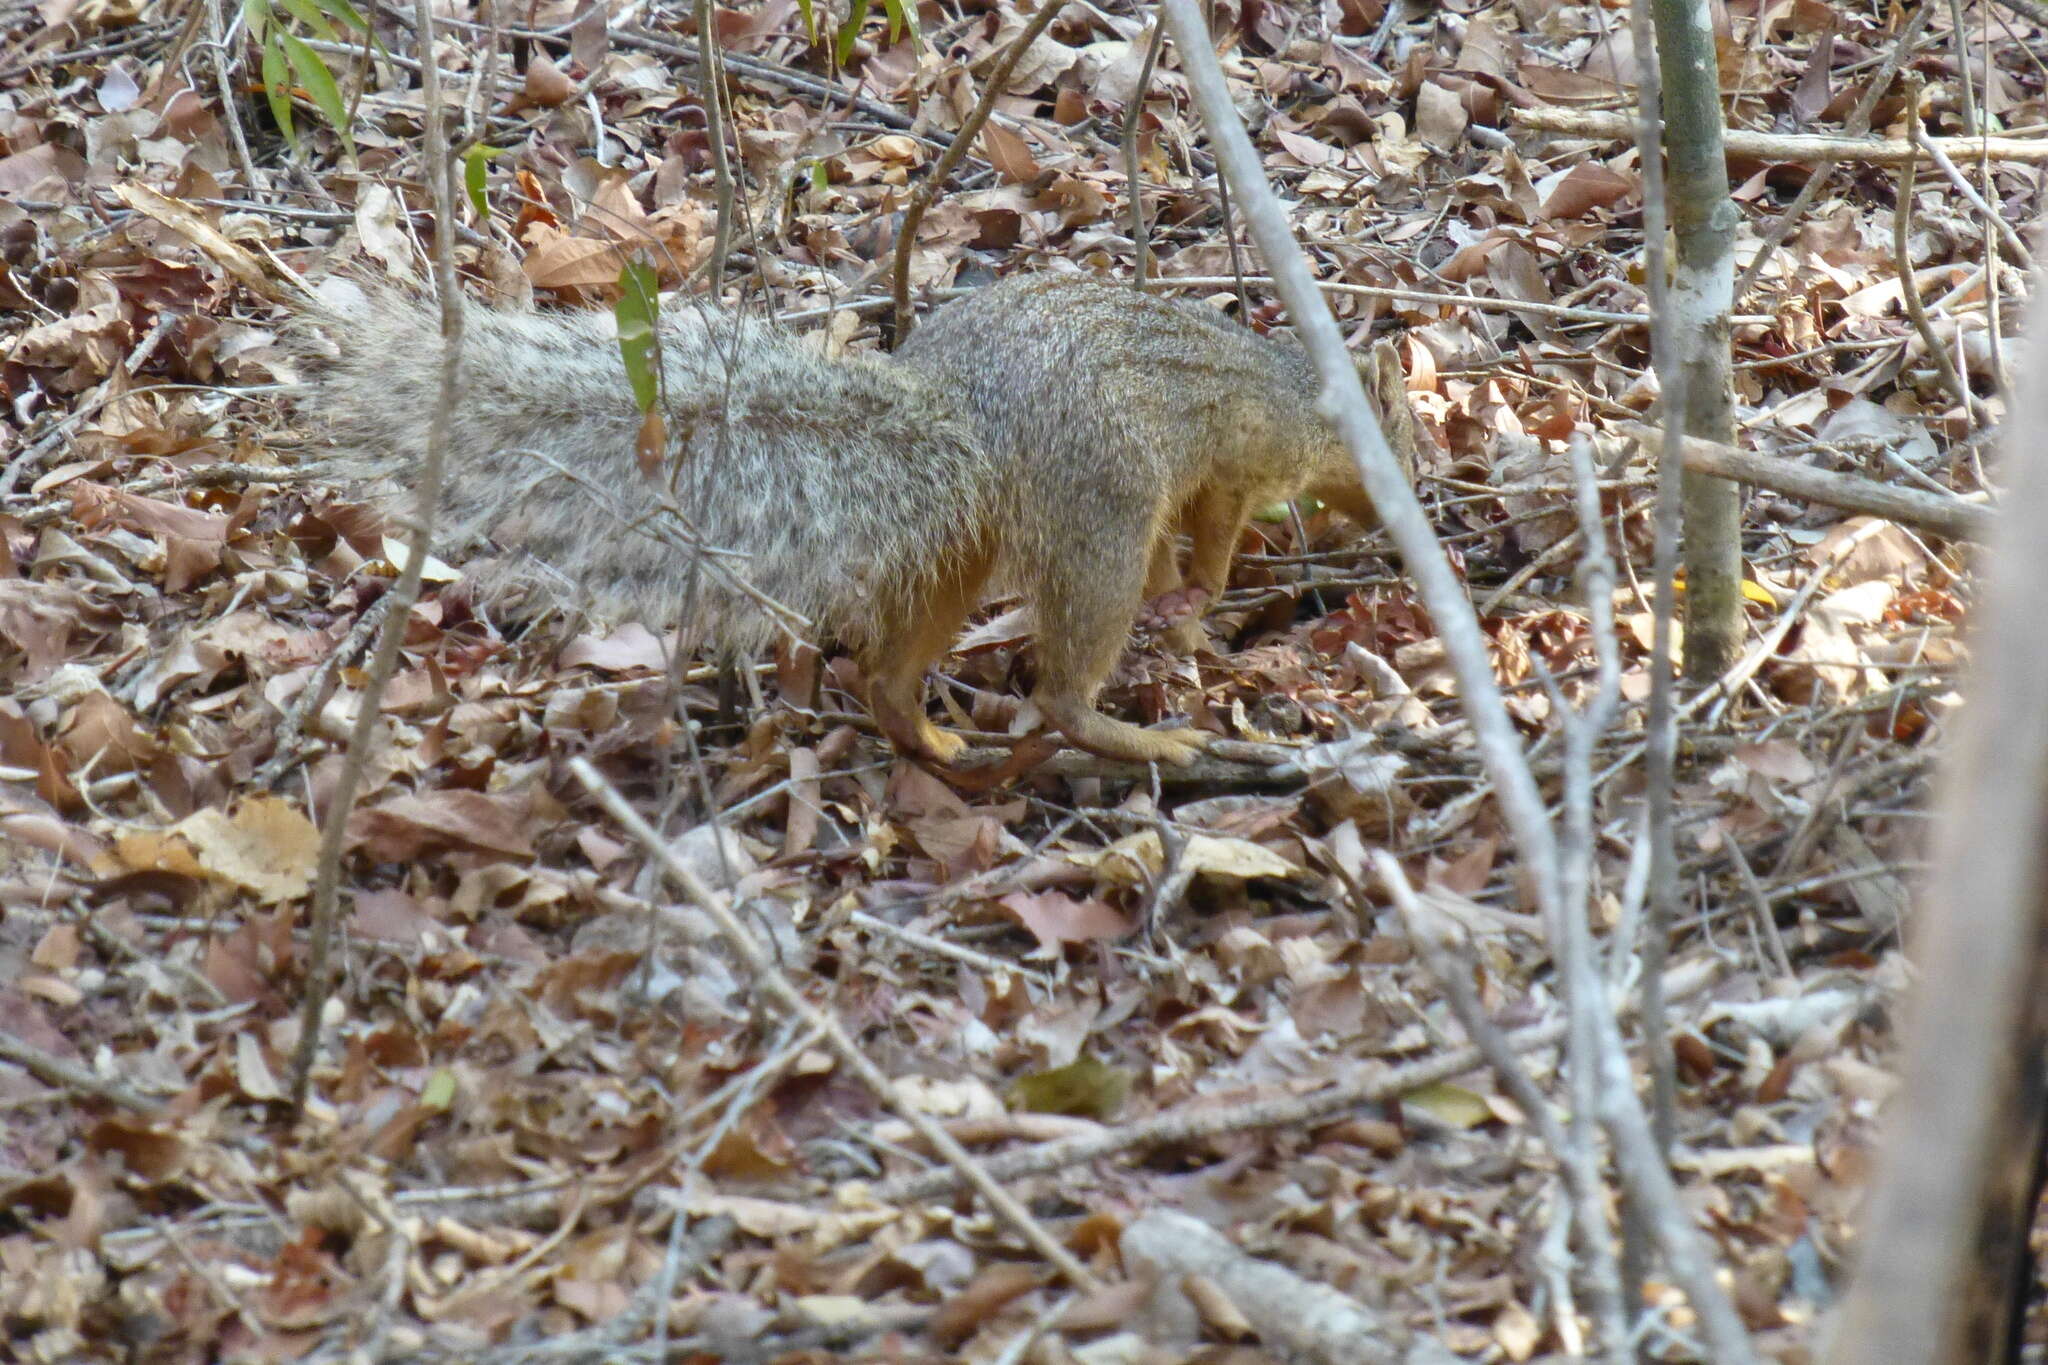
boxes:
[1822,279,2048,1363]
[1650,0,1742,680]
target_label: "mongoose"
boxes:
[293,273,1418,766]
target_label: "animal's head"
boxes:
[1303,338,1421,529]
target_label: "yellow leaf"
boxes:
[1181,834,1298,881]
[1401,1082,1495,1130]
[420,1068,457,1112]
[1009,1057,1131,1119]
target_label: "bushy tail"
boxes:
[290,278,997,656]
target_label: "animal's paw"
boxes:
[1137,586,1211,635]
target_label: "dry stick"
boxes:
[849,908,1057,986]
[456,0,497,141]
[293,34,523,95]
[1945,0,1981,144]
[1474,521,1588,618]
[287,0,464,1110]
[1891,126,1993,430]
[877,958,1722,1203]
[1157,0,1562,929]
[889,0,1066,345]
[140,4,208,107]
[1628,0,1684,1170]
[1593,1015,1758,1365]
[339,13,378,155]
[1992,0,2048,27]
[1555,434,1633,1363]
[1192,278,1772,327]
[0,21,178,82]
[1913,125,2035,271]
[255,591,401,790]
[1147,273,1686,325]
[614,26,922,137]
[1723,838,1795,981]
[694,0,733,288]
[1734,2,1931,301]
[204,0,264,199]
[1513,106,2048,162]
[1576,383,1756,1365]
[0,1031,167,1118]
[1639,425,1995,541]
[1698,518,1895,731]
[566,758,1099,1293]
[1374,852,1627,1362]
[1121,1210,1400,1365]
[1967,17,2016,402]
[345,1174,412,1365]
[1564,450,1755,1359]
[1123,17,1166,288]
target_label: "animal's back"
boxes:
[899,275,1328,497]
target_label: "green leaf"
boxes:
[312,0,370,35]
[879,0,920,47]
[1252,498,1294,523]
[614,261,662,414]
[810,159,828,192]
[261,33,298,154]
[243,0,272,45]
[463,144,504,220]
[277,0,341,45]
[795,0,814,42]
[832,0,867,66]
[279,31,355,159]
[311,0,389,60]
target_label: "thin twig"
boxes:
[254,591,402,790]
[1515,106,2048,162]
[890,0,1067,344]
[204,0,263,196]
[877,958,1723,1202]
[0,1030,167,1117]
[1642,424,1994,540]
[695,0,734,287]
[1374,851,1628,1361]
[568,757,1100,1292]
[1890,108,1991,430]
[1734,3,1931,300]
[1631,0,1682,1160]
[1910,125,2033,270]
[1123,19,1166,288]
[288,0,464,1110]
[1141,272,1785,326]
[1159,0,1563,934]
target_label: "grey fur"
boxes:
[292,275,993,658]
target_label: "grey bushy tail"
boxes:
[292,276,993,660]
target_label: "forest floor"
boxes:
[0,0,2027,1360]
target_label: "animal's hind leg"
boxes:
[1031,525,1208,766]
[862,547,993,765]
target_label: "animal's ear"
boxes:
[1354,337,1421,485]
